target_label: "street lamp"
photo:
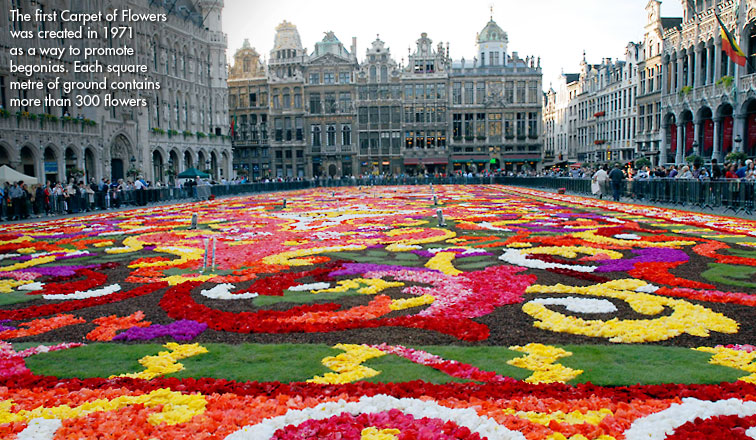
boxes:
[735,135,743,153]
[129,155,137,179]
[692,140,698,156]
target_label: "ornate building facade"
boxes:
[449,18,543,173]
[0,0,231,184]
[661,0,756,165]
[229,15,543,178]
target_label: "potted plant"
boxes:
[725,151,748,164]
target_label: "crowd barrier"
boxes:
[3,177,752,219]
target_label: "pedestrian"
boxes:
[711,158,722,180]
[592,165,609,199]
[609,163,625,201]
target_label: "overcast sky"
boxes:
[221,0,683,90]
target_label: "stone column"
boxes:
[735,113,746,152]
[696,45,704,87]
[676,123,685,165]
[677,54,684,92]
[706,44,714,85]
[694,119,702,156]
[714,38,723,81]
[688,50,695,87]
[712,117,722,162]
[662,59,669,95]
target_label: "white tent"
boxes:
[0,165,39,185]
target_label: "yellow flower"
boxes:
[695,346,756,383]
[507,343,583,384]
[524,280,738,343]
[425,251,462,276]
[308,344,386,384]
[112,343,208,380]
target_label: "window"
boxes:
[517,82,526,103]
[275,151,283,159]
[415,84,423,100]
[406,131,414,148]
[504,113,514,137]
[327,125,336,146]
[284,117,292,141]
[272,94,280,109]
[464,114,474,137]
[294,90,302,108]
[311,125,321,147]
[452,82,461,105]
[250,93,257,107]
[476,113,486,137]
[324,93,336,113]
[283,88,291,109]
[339,92,351,112]
[453,114,462,138]
[488,113,502,139]
[359,107,368,124]
[528,112,538,137]
[438,83,446,99]
[309,72,320,84]
[380,106,390,125]
[516,113,526,137]
[342,125,351,145]
[476,83,485,103]
[380,66,388,83]
[505,82,514,103]
[491,51,500,66]
[274,118,283,141]
[285,150,292,159]
[464,82,474,104]
[309,93,321,114]
[339,71,351,84]
[324,72,335,84]
[391,106,401,124]
[404,84,413,99]
[369,66,377,82]
[529,82,538,104]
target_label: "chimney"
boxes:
[351,37,357,58]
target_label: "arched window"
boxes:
[327,125,336,146]
[369,66,376,83]
[380,65,388,83]
[342,124,351,145]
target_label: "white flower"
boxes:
[635,283,660,293]
[43,284,121,300]
[530,297,617,314]
[288,283,331,292]
[499,249,596,273]
[625,398,756,440]
[17,418,61,440]
[613,234,641,240]
[18,282,44,291]
[224,395,526,440]
[200,283,257,300]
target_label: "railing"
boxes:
[8,177,752,220]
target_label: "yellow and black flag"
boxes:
[716,13,747,67]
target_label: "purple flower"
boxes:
[112,320,208,342]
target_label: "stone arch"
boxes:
[43,144,62,183]
[743,98,756,156]
[220,151,229,180]
[183,150,194,170]
[109,133,134,182]
[19,144,38,179]
[0,142,10,168]
[716,103,735,156]
[152,149,165,183]
[697,106,714,157]
[64,145,82,182]
[84,146,97,183]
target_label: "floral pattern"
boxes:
[0,185,755,437]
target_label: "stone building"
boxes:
[0,0,231,184]
[304,31,358,178]
[355,37,403,176]
[267,20,307,179]
[228,40,269,180]
[636,0,681,166]
[228,15,543,178]
[402,32,451,175]
[449,17,543,173]
[661,0,756,165]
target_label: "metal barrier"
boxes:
[8,177,754,220]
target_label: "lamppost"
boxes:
[205,159,211,180]
[735,135,743,153]
[692,140,699,158]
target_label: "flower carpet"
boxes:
[1,185,756,438]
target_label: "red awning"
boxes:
[570,162,583,168]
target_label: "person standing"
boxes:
[711,158,722,180]
[609,163,625,202]
[592,166,609,199]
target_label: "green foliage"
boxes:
[701,263,756,289]
[716,75,734,88]
[685,154,703,167]
[679,86,693,97]
[726,151,748,164]
[634,158,651,169]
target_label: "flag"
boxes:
[716,13,747,67]
[230,115,236,137]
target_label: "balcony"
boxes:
[1,114,100,136]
